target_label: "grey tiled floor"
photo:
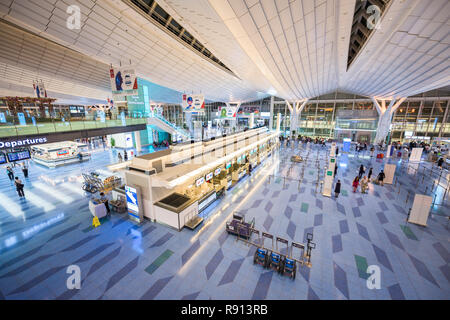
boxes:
[0,142,449,300]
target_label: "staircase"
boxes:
[147,114,191,141]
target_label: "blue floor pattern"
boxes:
[0,142,449,300]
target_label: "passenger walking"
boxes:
[360,176,369,194]
[22,162,29,178]
[336,146,339,156]
[352,176,360,193]
[437,157,444,169]
[377,170,385,186]
[14,177,25,197]
[370,146,375,157]
[368,167,373,181]
[358,164,365,179]
[118,153,123,162]
[334,180,341,198]
[6,166,14,180]
[124,151,128,161]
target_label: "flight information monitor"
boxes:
[7,150,31,162]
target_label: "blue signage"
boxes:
[125,185,139,213]
[17,113,26,126]
[32,116,36,126]
[0,112,6,123]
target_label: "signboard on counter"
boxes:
[57,150,69,157]
[125,185,143,223]
[196,177,205,187]
[214,168,221,176]
[205,172,213,182]
[226,162,231,169]
[182,94,205,112]
[110,67,138,96]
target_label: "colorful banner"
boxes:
[33,80,47,98]
[182,94,205,112]
[218,106,237,119]
[110,68,138,96]
[238,106,260,117]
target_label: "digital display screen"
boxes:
[7,150,31,162]
[0,153,6,164]
[214,168,221,176]
[196,177,205,187]
[205,172,213,181]
[226,162,231,169]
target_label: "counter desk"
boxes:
[33,153,91,168]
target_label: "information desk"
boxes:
[33,154,90,168]
[32,141,90,168]
[89,199,107,219]
[154,193,200,231]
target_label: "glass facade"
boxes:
[266,89,450,142]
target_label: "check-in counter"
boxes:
[154,193,199,231]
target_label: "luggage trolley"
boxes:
[276,237,297,279]
[253,229,270,268]
[266,233,285,273]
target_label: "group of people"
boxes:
[334,163,386,198]
[6,162,29,198]
[117,151,129,162]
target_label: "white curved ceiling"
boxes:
[0,0,448,103]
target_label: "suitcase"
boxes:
[376,153,384,159]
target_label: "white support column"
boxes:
[249,112,255,129]
[372,97,406,145]
[286,99,308,137]
[269,95,274,130]
[276,113,281,132]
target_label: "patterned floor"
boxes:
[0,142,448,300]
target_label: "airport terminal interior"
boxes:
[0,0,449,301]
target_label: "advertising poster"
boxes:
[0,112,6,123]
[110,68,138,96]
[182,94,205,112]
[219,106,237,119]
[238,106,260,118]
[125,185,139,213]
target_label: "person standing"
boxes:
[334,164,338,177]
[377,170,385,186]
[368,167,373,181]
[358,164,365,179]
[336,146,339,156]
[360,176,369,194]
[118,152,123,162]
[6,166,14,180]
[352,176,360,193]
[335,180,341,198]
[14,177,25,197]
[99,192,110,215]
[370,146,375,157]
[22,162,29,178]
[124,151,128,161]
